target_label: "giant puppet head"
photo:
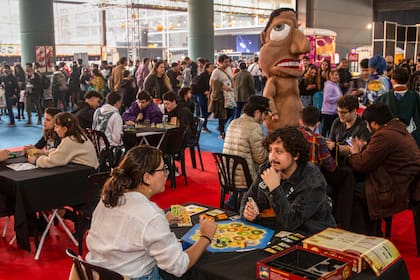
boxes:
[259,8,310,78]
[260,8,310,131]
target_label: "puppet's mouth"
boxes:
[274,59,301,69]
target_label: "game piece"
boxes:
[215,213,229,221]
[264,248,277,254]
[184,204,208,216]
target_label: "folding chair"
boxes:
[66,248,125,280]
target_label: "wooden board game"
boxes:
[182,219,274,253]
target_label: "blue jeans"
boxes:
[132,266,162,280]
[6,96,16,124]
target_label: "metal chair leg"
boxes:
[2,216,10,238]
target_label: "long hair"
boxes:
[53,112,88,143]
[101,145,162,207]
[147,60,173,93]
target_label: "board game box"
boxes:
[257,246,353,280]
[302,228,401,275]
[181,219,275,253]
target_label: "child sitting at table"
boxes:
[23,107,62,154]
[86,145,217,279]
[27,112,99,169]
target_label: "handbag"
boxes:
[224,89,237,109]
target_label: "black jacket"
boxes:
[72,101,95,129]
[1,74,19,98]
[240,162,336,235]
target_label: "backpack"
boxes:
[42,74,51,90]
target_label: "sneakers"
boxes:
[25,121,32,126]
[202,127,211,133]
[218,133,225,140]
[7,123,16,127]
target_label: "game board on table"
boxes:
[182,219,275,253]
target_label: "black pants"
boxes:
[323,165,355,230]
[26,94,43,123]
[218,108,234,134]
[351,181,380,235]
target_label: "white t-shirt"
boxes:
[210,68,232,88]
[86,192,189,278]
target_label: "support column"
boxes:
[188,0,214,61]
[19,0,55,64]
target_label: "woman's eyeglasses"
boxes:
[153,164,169,175]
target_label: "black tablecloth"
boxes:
[0,157,96,251]
[161,203,410,280]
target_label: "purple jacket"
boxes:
[122,101,163,123]
[321,80,342,115]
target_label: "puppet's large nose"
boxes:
[290,29,310,54]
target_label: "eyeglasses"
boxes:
[153,164,169,175]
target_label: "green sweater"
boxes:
[375,90,420,148]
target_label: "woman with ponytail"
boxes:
[86,145,216,280]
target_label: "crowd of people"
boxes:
[0,51,420,279]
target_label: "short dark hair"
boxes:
[44,107,62,117]
[360,58,369,69]
[362,102,393,125]
[263,127,309,166]
[143,57,149,64]
[337,94,359,111]
[106,92,121,106]
[243,96,270,116]
[178,87,191,99]
[391,67,410,84]
[119,57,128,65]
[239,62,247,70]
[84,90,103,100]
[302,56,309,60]
[218,54,229,63]
[123,70,130,78]
[137,90,152,101]
[25,62,33,68]
[301,106,320,126]
[162,91,177,102]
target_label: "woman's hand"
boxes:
[199,215,217,239]
[27,155,38,165]
[23,145,35,154]
[243,201,259,221]
[125,120,135,126]
[165,212,181,225]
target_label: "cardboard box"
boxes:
[257,246,353,280]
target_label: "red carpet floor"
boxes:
[0,151,419,279]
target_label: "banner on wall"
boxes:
[35,46,55,73]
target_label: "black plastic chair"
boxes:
[185,117,205,171]
[160,127,187,188]
[73,172,110,255]
[212,153,253,212]
[66,248,125,280]
[87,129,124,172]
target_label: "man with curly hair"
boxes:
[240,127,336,235]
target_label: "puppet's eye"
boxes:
[269,24,291,41]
